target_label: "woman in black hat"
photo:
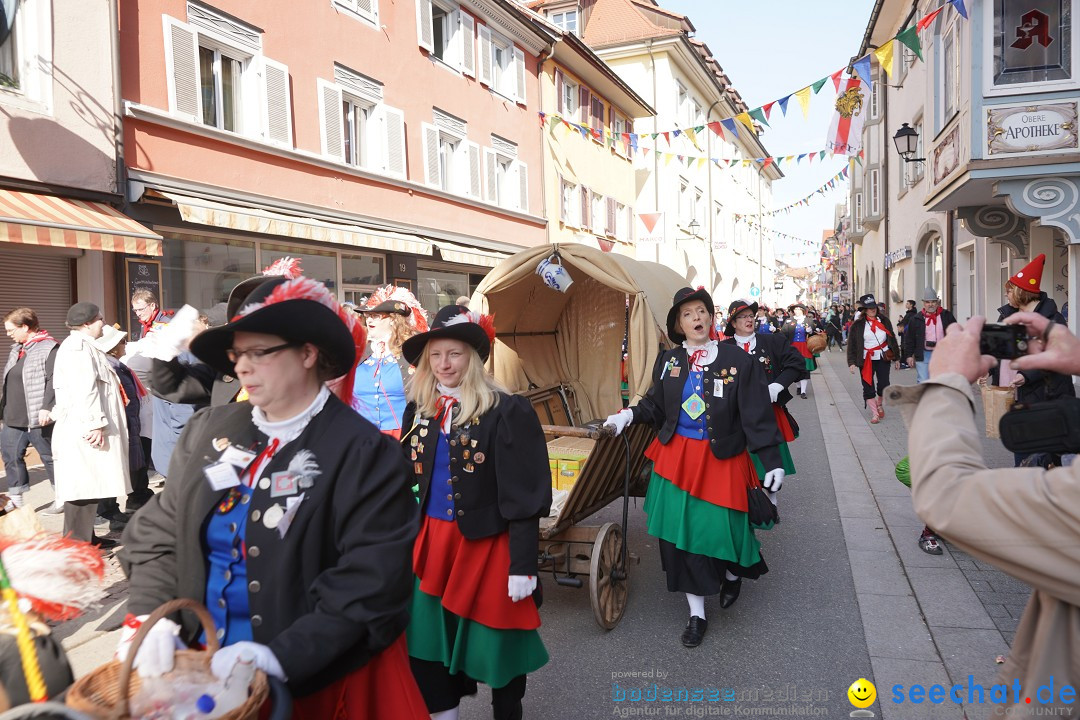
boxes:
[605,288,784,648]
[399,305,551,720]
[722,300,806,486]
[351,286,429,438]
[119,275,428,719]
[780,303,823,398]
[846,293,900,424]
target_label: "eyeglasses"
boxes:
[132,305,151,313]
[226,342,298,364]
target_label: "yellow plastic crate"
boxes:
[557,459,583,491]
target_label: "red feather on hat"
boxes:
[364,285,430,332]
[262,256,303,279]
[445,310,497,344]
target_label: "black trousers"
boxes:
[860,359,891,400]
[409,657,527,719]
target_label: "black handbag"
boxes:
[998,397,1080,455]
[747,486,779,527]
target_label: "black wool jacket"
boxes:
[721,332,806,407]
[120,395,419,697]
[901,309,957,362]
[401,393,552,577]
[630,344,782,471]
[846,315,901,368]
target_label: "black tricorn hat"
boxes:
[356,300,411,317]
[666,287,714,343]
[191,276,359,378]
[857,293,877,309]
[402,305,495,366]
[724,299,759,336]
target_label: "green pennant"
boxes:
[819,150,826,160]
[896,26,923,61]
[811,77,828,94]
[748,107,769,128]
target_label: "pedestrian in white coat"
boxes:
[52,302,131,548]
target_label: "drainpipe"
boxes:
[536,39,555,240]
[647,39,658,262]
[110,0,125,203]
[881,69,889,306]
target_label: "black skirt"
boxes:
[658,539,768,595]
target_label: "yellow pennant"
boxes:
[874,40,896,79]
[735,112,756,132]
[794,87,812,119]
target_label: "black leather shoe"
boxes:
[719,578,742,608]
[91,536,118,549]
[680,616,707,647]
[800,392,808,399]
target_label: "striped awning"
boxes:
[0,189,163,256]
[161,192,433,256]
[433,240,510,268]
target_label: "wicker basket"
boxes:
[806,333,827,355]
[66,599,269,719]
[981,385,1015,439]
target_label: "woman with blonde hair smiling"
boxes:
[399,305,551,720]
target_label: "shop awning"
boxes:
[161,192,433,256]
[433,240,511,269]
[0,189,163,256]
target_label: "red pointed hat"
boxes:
[1009,254,1045,294]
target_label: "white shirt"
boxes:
[682,340,718,371]
[733,333,757,353]
[862,322,889,361]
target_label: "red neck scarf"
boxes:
[245,438,281,488]
[687,348,708,372]
[435,396,457,433]
[139,308,161,337]
[861,316,890,385]
[17,330,55,360]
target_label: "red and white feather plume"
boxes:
[262,256,303,279]
[444,310,496,344]
[239,276,368,404]
[364,285,430,333]
[0,536,106,621]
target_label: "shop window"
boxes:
[261,244,339,292]
[342,254,384,285]
[417,268,470,316]
[161,234,257,312]
[993,0,1074,87]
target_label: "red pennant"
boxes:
[831,70,844,92]
[662,132,671,145]
[762,102,775,119]
[707,120,723,136]
[763,157,775,169]
[916,7,943,32]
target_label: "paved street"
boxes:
[4,350,1027,719]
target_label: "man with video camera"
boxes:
[888,312,1080,714]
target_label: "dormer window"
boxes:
[549,8,578,35]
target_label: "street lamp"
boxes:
[892,123,925,163]
[687,218,700,237]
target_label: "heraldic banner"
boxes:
[826,73,871,156]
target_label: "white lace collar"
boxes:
[733,333,757,351]
[436,383,462,400]
[252,385,331,445]
[681,339,718,370]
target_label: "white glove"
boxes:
[508,575,537,603]
[762,468,785,493]
[211,641,287,682]
[767,383,783,403]
[136,305,201,361]
[116,615,185,678]
[604,408,633,437]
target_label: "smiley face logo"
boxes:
[847,678,876,709]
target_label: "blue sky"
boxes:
[660,0,877,266]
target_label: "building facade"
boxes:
[119,0,553,320]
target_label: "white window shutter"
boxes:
[422,123,441,187]
[478,25,493,86]
[163,16,200,119]
[356,0,375,17]
[560,184,568,223]
[416,0,434,52]
[483,149,498,204]
[467,142,482,198]
[606,196,616,236]
[383,105,406,178]
[460,13,476,77]
[261,58,292,146]
[317,79,345,161]
[555,69,564,114]
[515,160,528,212]
[513,47,526,104]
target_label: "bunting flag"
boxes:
[721,118,740,138]
[896,25,923,61]
[735,112,756,132]
[794,87,813,119]
[748,107,769,127]
[874,39,896,79]
[811,77,829,94]
[826,72,871,156]
[948,0,967,19]
[852,55,873,90]
[830,70,845,92]
[755,166,851,217]
[777,95,791,116]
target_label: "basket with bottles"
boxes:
[66,599,269,720]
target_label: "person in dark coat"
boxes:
[902,288,957,383]
[722,300,806,485]
[119,275,428,719]
[399,305,551,720]
[780,304,823,398]
[605,288,784,649]
[846,293,900,424]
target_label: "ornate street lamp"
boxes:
[892,123,925,164]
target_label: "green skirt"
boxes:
[804,357,817,371]
[406,578,548,689]
[642,471,768,564]
[751,442,796,477]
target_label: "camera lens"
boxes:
[1018,340,1028,351]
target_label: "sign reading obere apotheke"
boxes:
[987,101,1077,155]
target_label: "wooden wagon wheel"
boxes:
[589,522,628,629]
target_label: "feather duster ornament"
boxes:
[262,256,303,279]
[364,285,430,333]
[444,311,497,344]
[0,536,107,622]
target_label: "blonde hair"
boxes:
[386,313,416,358]
[409,343,504,426]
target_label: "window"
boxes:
[262,244,338,291]
[998,243,1012,296]
[616,202,628,241]
[993,0,1074,87]
[431,4,453,63]
[550,9,578,35]
[676,83,688,125]
[342,253,384,286]
[478,24,525,103]
[691,99,703,128]
[483,138,527,212]
[318,69,406,178]
[557,70,578,117]
[0,18,17,89]
[163,11,292,146]
[161,233,257,311]
[903,119,925,186]
[334,0,378,26]
[940,16,960,125]
[0,0,51,107]
[869,169,880,216]
[869,79,880,119]
[918,234,944,296]
[694,189,704,228]
[560,179,577,226]
[417,0,476,77]
[678,178,689,224]
[422,113,482,197]
[580,186,590,230]
[854,192,864,231]
[591,193,604,235]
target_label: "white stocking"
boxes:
[685,593,705,619]
[431,708,460,720]
[724,570,739,582]
[799,379,808,394]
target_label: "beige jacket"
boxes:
[889,375,1079,715]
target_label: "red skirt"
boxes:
[413,516,541,630]
[792,340,812,359]
[645,435,757,513]
[381,428,402,440]
[282,635,428,720]
[773,404,796,443]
